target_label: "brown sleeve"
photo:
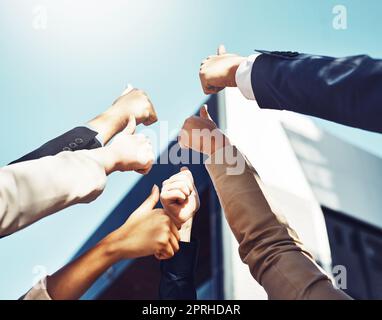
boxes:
[205,145,351,300]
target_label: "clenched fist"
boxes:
[178,105,229,156]
[199,45,245,94]
[160,167,200,227]
[87,87,158,145]
[110,88,158,126]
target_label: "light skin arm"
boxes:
[87,88,158,145]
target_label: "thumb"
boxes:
[200,104,212,120]
[217,44,226,55]
[124,115,136,135]
[120,84,134,97]
[180,166,194,182]
[136,185,160,213]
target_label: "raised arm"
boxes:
[0,117,155,236]
[10,87,157,164]
[159,167,200,300]
[22,186,180,300]
[179,106,351,300]
[200,45,382,133]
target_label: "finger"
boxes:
[199,104,213,121]
[180,167,195,184]
[163,172,193,189]
[205,85,223,94]
[162,180,191,196]
[217,44,226,55]
[154,252,162,260]
[139,161,154,175]
[169,233,180,253]
[144,107,158,126]
[124,115,136,135]
[163,243,175,259]
[120,84,134,96]
[135,185,159,213]
[170,223,180,241]
[136,168,150,175]
[161,189,187,202]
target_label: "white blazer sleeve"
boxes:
[21,277,52,300]
[0,150,107,236]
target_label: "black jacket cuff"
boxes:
[160,240,199,277]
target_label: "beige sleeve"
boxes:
[0,150,107,237]
[21,277,52,300]
[205,145,351,300]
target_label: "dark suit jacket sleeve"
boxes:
[159,240,198,300]
[252,50,382,133]
[9,126,102,165]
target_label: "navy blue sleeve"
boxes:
[252,50,382,133]
[159,240,198,300]
[9,126,102,165]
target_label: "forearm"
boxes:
[0,150,106,236]
[87,112,125,146]
[46,236,120,300]
[205,145,351,299]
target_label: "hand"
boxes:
[106,185,180,260]
[106,115,155,174]
[110,88,158,126]
[87,88,157,145]
[178,105,229,156]
[199,45,245,94]
[161,167,200,227]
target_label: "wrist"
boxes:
[179,218,193,242]
[206,131,231,156]
[100,231,126,263]
[88,237,123,268]
[93,146,119,175]
[87,111,125,145]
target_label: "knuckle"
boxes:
[157,237,166,246]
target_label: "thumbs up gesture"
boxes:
[107,115,155,174]
[179,105,229,156]
[199,44,246,94]
[106,185,180,260]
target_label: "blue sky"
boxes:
[0,0,382,299]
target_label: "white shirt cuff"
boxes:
[235,54,261,100]
[84,124,104,146]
